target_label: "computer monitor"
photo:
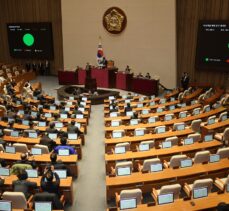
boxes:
[69,96,74,100]
[137,103,143,108]
[114,146,126,154]
[29,132,38,139]
[117,167,131,176]
[139,143,150,151]
[165,115,172,121]
[76,114,84,119]
[60,113,68,119]
[112,131,123,138]
[184,138,194,145]
[58,149,70,156]
[160,99,166,104]
[150,102,155,106]
[158,193,174,205]
[110,112,118,117]
[130,119,138,125]
[78,107,85,112]
[191,100,196,105]
[18,110,24,115]
[0,167,10,176]
[66,101,73,106]
[5,146,16,154]
[226,183,229,193]
[181,103,186,108]
[157,127,165,134]
[148,117,156,123]
[169,105,175,110]
[31,148,42,155]
[48,133,57,139]
[74,122,81,128]
[177,124,185,131]
[193,187,208,199]
[126,111,134,117]
[205,107,211,112]
[35,202,52,211]
[125,99,131,103]
[44,113,52,118]
[54,169,67,179]
[65,107,70,111]
[38,104,43,109]
[50,106,56,111]
[222,115,227,121]
[180,159,193,168]
[109,96,115,100]
[68,133,78,140]
[11,131,19,137]
[180,113,187,118]
[38,121,46,127]
[120,198,137,210]
[151,95,155,99]
[80,102,86,106]
[150,163,163,172]
[135,129,144,136]
[156,108,163,113]
[162,141,172,149]
[0,200,12,211]
[55,122,63,128]
[209,154,220,163]
[111,121,120,127]
[26,169,38,178]
[204,134,213,142]
[207,118,215,125]
[16,100,21,105]
[142,110,149,115]
[82,97,87,101]
[31,111,37,117]
[194,109,200,115]
[170,97,175,102]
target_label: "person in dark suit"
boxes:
[124,103,132,113]
[46,122,58,134]
[40,167,60,196]
[145,72,151,79]
[67,120,78,133]
[12,169,37,199]
[49,152,71,176]
[181,72,190,90]
[40,133,56,151]
[110,105,118,113]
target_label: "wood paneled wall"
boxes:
[0,0,63,75]
[176,0,229,88]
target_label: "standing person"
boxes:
[181,72,190,90]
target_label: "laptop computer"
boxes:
[58,149,70,156]
[193,187,208,199]
[0,200,12,211]
[117,167,131,176]
[31,148,42,155]
[54,169,67,179]
[158,193,174,205]
[76,114,84,119]
[26,169,38,178]
[150,163,163,172]
[35,202,52,211]
[120,198,137,210]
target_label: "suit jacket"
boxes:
[33,192,63,209]
[67,125,78,133]
[40,136,56,151]
[46,128,59,134]
[40,172,60,195]
[13,179,37,199]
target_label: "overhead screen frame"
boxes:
[195,20,229,71]
[7,22,54,60]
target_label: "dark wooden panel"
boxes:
[176,0,229,88]
[0,0,63,75]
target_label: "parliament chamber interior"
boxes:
[0,0,228,211]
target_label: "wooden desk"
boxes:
[106,158,229,200]
[202,119,229,137]
[105,129,194,150]
[164,89,180,99]
[105,140,222,170]
[4,175,73,204]
[0,153,78,177]
[108,192,229,211]
[183,88,203,103]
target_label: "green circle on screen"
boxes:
[23,33,34,46]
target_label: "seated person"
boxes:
[12,169,37,199]
[54,137,76,155]
[110,105,118,113]
[124,103,132,113]
[40,133,56,151]
[40,166,60,195]
[67,120,78,133]
[46,122,59,134]
[145,72,151,79]
[125,65,131,73]
[15,153,37,169]
[49,152,71,176]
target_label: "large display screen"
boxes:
[7,22,54,59]
[195,21,229,70]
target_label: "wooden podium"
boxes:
[84,68,97,91]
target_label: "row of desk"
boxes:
[58,69,159,95]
